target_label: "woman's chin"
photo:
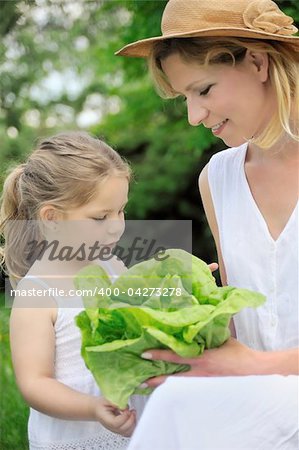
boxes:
[221,135,248,148]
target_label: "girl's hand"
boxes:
[141,338,263,388]
[94,397,136,437]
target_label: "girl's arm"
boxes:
[9,289,135,437]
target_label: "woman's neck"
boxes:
[247,136,299,164]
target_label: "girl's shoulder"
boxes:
[11,286,57,331]
[14,269,58,323]
[16,274,55,303]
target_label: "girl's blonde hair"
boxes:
[149,37,299,148]
[0,131,131,286]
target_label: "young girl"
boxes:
[0,132,145,450]
[116,0,299,448]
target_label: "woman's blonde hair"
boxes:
[149,37,299,148]
[0,131,131,286]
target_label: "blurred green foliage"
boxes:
[0,1,298,447]
[0,293,29,449]
[0,0,298,261]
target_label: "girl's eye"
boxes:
[92,216,106,221]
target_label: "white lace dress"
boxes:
[25,266,148,450]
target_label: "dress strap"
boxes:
[22,275,52,291]
[101,260,116,277]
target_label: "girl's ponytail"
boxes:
[1,164,26,221]
[0,164,34,287]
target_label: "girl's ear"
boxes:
[39,205,64,236]
[246,50,269,83]
[39,205,61,222]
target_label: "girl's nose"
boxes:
[187,101,209,127]
[106,218,125,240]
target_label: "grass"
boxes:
[0,291,29,450]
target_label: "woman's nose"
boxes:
[187,100,209,127]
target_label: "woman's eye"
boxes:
[199,85,212,96]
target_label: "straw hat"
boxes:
[116,0,299,57]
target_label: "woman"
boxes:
[116,0,299,448]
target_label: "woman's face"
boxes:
[161,50,275,147]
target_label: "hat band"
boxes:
[161,0,297,38]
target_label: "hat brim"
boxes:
[115,27,299,57]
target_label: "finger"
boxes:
[208,262,219,273]
[107,409,131,427]
[145,374,169,388]
[141,349,191,364]
[119,410,136,437]
[102,397,124,410]
[145,368,199,388]
[114,410,136,437]
[118,406,130,414]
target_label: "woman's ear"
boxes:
[246,50,269,83]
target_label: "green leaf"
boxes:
[75,249,266,408]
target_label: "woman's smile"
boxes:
[210,119,229,135]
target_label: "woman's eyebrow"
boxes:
[185,79,208,91]
[173,79,209,95]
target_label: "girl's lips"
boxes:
[212,119,228,136]
[104,242,116,248]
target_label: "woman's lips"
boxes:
[211,119,228,135]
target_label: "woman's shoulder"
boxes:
[209,143,247,165]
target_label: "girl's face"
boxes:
[161,50,275,147]
[43,176,129,253]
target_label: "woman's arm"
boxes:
[139,164,298,385]
[141,338,299,388]
[199,164,236,337]
[198,163,227,286]
[9,290,135,436]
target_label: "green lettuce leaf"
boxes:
[75,249,265,408]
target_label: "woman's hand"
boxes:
[94,397,136,437]
[208,262,219,272]
[141,338,263,388]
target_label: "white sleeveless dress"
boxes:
[127,143,299,450]
[208,143,298,350]
[24,260,148,450]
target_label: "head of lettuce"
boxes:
[75,249,265,409]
